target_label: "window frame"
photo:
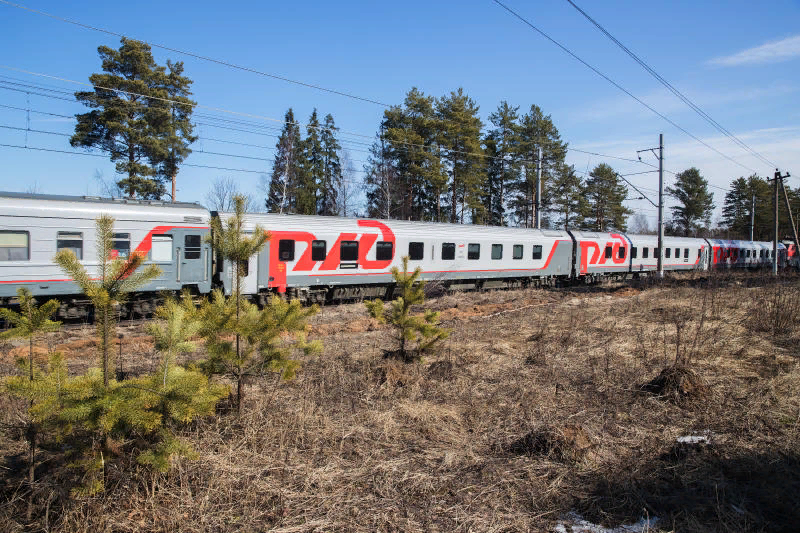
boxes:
[57,231,84,260]
[112,232,131,259]
[441,242,455,261]
[643,247,649,259]
[605,245,612,259]
[150,235,173,263]
[311,240,327,261]
[619,246,626,260]
[666,248,671,259]
[278,239,295,262]
[340,240,359,262]
[467,243,480,260]
[184,234,202,260]
[532,244,543,260]
[631,247,638,259]
[408,241,424,261]
[375,241,392,261]
[0,230,30,261]
[512,244,523,260]
[491,243,503,260]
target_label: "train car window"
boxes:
[760,249,764,258]
[698,249,702,258]
[375,241,392,261]
[312,240,327,261]
[112,233,130,258]
[441,243,455,260]
[654,247,659,258]
[468,243,480,260]
[0,231,29,261]
[619,247,626,259]
[278,239,295,262]
[684,248,689,259]
[150,235,173,262]
[409,241,424,260]
[674,248,680,258]
[532,245,543,260]
[665,248,671,259]
[513,244,523,259]
[604,246,612,259]
[745,249,750,258]
[184,235,202,259]
[340,241,358,262]
[491,244,503,260]
[643,247,649,259]
[57,231,84,260]
[632,247,638,259]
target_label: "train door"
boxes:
[173,229,208,288]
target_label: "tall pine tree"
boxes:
[584,163,632,231]
[483,101,521,226]
[550,164,586,229]
[71,38,194,199]
[319,113,342,216]
[299,109,324,215]
[265,109,304,213]
[666,167,714,236]
[437,88,485,224]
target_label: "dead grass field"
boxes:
[1,273,799,532]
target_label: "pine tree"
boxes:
[584,163,632,231]
[512,105,568,227]
[722,175,772,240]
[150,60,197,202]
[484,101,521,226]
[365,257,449,363]
[550,164,586,229]
[0,289,61,519]
[319,113,342,216]
[71,38,194,199]
[364,126,400,219]
[133,293,227,472]
[437,88,485,224]
[299,109,324,215]
[666,167,715,236]
[265,109,304,213]
[55,215,161,388]
[202,195,320,411]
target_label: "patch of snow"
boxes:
[676,435,709,445]
[554,512,658,533]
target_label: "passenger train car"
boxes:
[0,192,212,317]
[0,191,789,315]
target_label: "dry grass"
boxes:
[2,274,800,532]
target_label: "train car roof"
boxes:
[216,212,572,240]
[0,191,209,223]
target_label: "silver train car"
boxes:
[0,192,212,318]
[0,191,787,313]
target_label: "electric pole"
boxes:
[750,193,755,242]
[635,134,664,278]
[769,169,792,274]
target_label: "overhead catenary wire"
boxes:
[491,0,761,175]
[563,0,779,170]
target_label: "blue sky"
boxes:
[1,0,798,227]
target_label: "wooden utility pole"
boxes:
[769,169,792,274]
[657,134,664,278]
[535,146,542,229]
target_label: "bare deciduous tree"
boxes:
[338,150,362,217]
[205,177,257,212]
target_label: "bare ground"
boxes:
[1,274,799,532]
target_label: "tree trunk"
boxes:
[103,306,109,388]
[26,421,35,521]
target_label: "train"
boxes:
[0,191,790,318]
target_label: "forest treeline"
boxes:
[69,38,800,239]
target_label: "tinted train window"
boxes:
[312,240,327,261]
[666,248,671,259]
[632,247,637,259]
[112,233,131,259]
[532,245,543,260]
[605,246,612,259]
[513,244,523,260]
[184,235,201,259]
[643,247,649,258]
[441,243,455,260]
[619,247,626,259]
[278,240,295,261]
[698,249,702,258]
[674,248,680,259]
[57,231,83,260]
[468,243,480,260]
[684,248,689,259]
[491,244,503,260]
[340,241,358,262]
[409,242,424,260]
[0,231,29,261]
[760,249,764,258]
[376,241,392,261]
[654,247,659,258]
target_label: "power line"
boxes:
[492,0,760,174]
[0,0,392,108]
[1,72,658,171]
[564,0,779,170]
